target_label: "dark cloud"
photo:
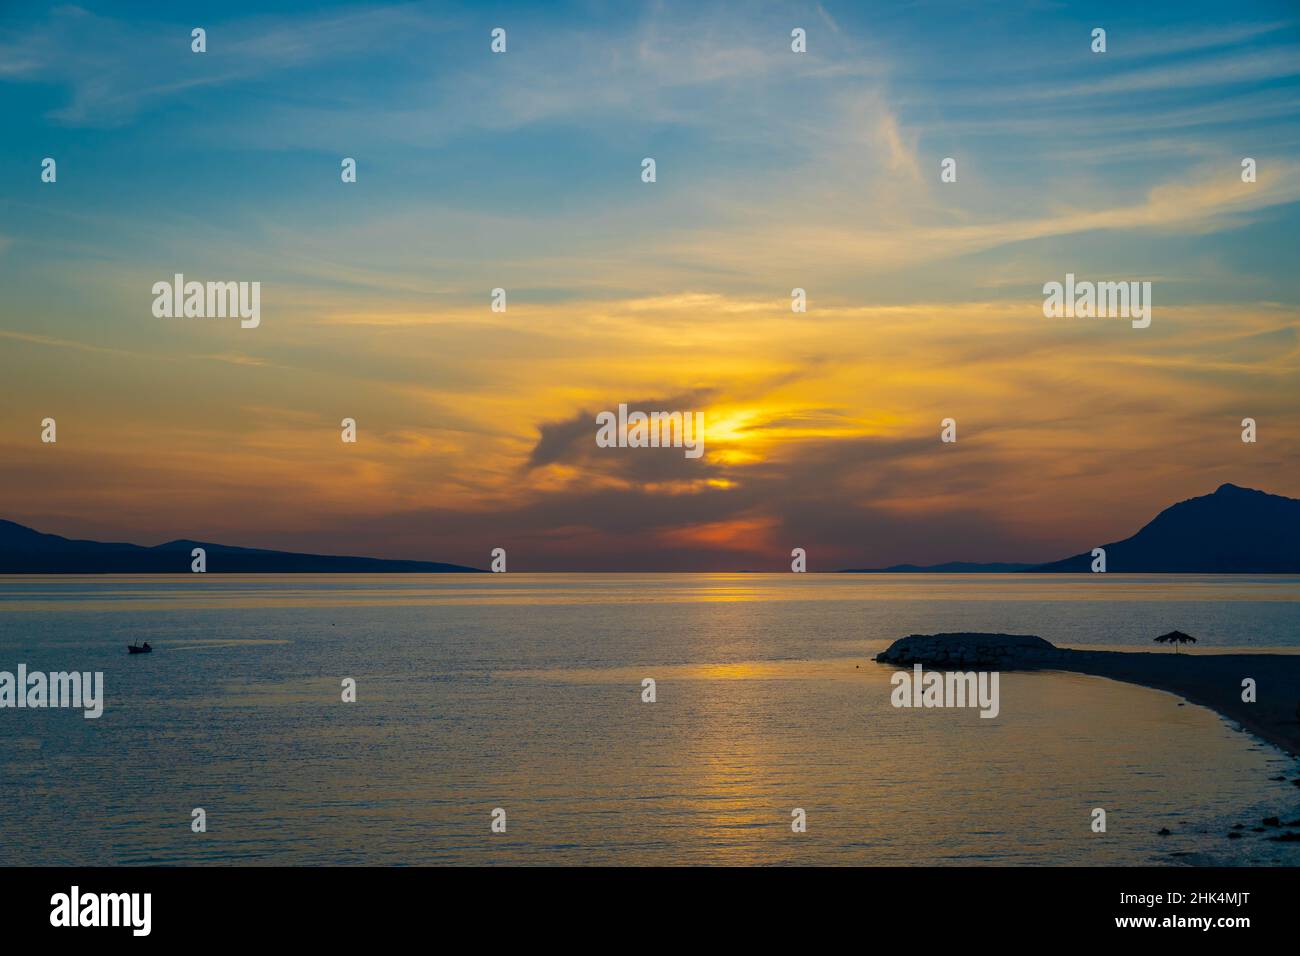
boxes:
[275,427,1083,570]
[526,391,719,485]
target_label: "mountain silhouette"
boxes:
[841,484,1300,573]
[0,521,481,573]
[1030,483,1300,573]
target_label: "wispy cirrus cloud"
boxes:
[0,3,449,126]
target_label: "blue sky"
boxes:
[5,1,1298,302]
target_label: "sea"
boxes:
[1,573,1297,866]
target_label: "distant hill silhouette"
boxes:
[7,483,1297,574]
[0,521,481,573]
[1030,483,1300,573]
[841,561,1036,573]
[842,484,1300,573]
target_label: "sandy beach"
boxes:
[1052,649,1300,758]
[875,633,1300,757]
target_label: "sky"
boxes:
[1,0,1298,570]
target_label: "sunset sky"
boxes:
[2,0,1298,570]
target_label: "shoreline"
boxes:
[874,633,1300,758]
[1042,649,1300,759]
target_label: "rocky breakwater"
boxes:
[874,632,1070,669]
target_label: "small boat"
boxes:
[127,642,153,654]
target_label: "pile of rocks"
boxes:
[873,632,1067,668]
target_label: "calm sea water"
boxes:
[1,573,1298,866]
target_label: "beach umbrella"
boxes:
[1154,630,1197,654]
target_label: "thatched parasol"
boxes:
[1154,630,1197,654]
